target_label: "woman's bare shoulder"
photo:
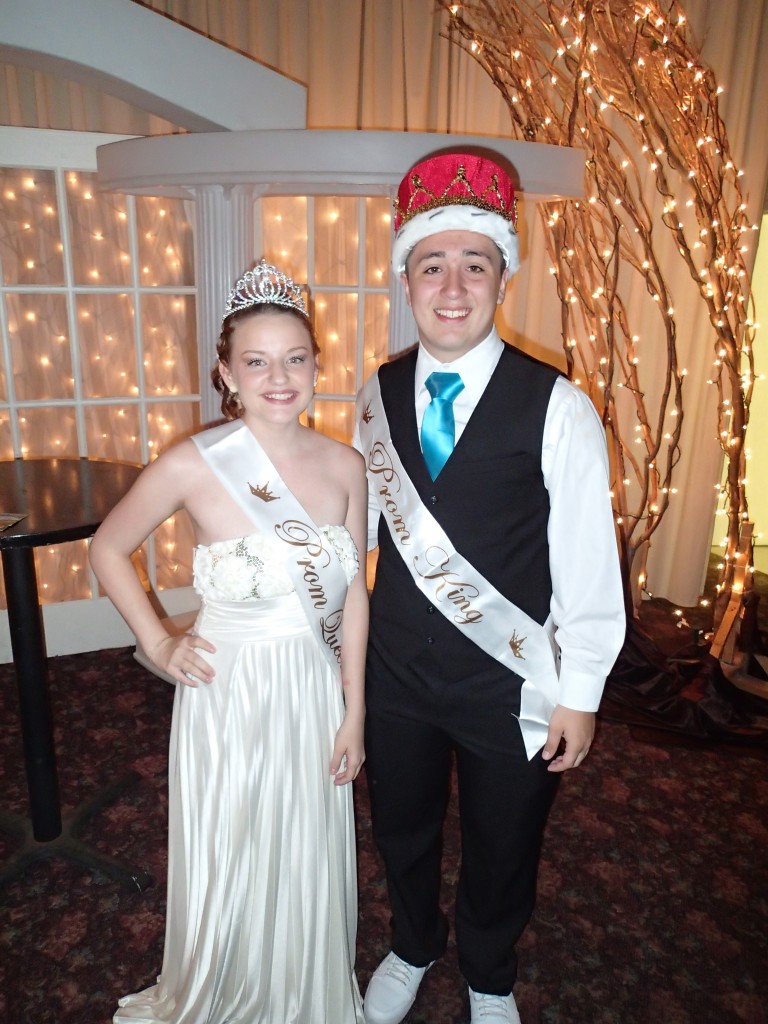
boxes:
[308,431,365,475]
[148,435,199,470]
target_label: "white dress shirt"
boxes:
[354,328,626,713]
[414,329,503,443]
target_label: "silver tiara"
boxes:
[222,259,309,322]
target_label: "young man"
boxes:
[356,152,626,1024]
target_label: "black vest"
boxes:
[369,343,559,685]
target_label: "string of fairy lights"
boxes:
[260,194,391,441]
[0,166,198,603]
[441,0,761,643]
[0,177,392,609]
[6,7,758,642]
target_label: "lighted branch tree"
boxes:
[439,0,759,648]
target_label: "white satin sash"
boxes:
[359,372,559,758]
[193,420,348,671]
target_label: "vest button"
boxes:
[426,636,435,644]
[426,605,435,614]
[429,495,438,504]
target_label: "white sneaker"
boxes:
[468,987,522,1023]
[364,951,434,1024]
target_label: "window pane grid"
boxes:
[0,165,198,607]
[261,194,390,446]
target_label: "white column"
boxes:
[192,184,258,424]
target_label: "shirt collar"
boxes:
[415,328,504,403]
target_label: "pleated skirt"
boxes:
[114,594,364,1024]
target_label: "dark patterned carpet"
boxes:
[1,578,767,1024]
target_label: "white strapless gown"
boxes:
[114,528,364,1024]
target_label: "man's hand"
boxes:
[541,706,596,773]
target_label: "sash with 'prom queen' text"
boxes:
[358,370,560,758]
[193,420,348,671]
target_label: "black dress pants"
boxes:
[364,645,560,995]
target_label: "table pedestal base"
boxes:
[0,771,152,891]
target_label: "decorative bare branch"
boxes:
[439,0,758,631]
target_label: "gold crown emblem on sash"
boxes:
[508,630,526,659]
[249,481,279,503]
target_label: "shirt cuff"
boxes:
[557,669,607,712]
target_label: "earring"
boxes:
[230,388,243,411]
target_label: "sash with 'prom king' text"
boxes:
[358,370,560,758]
[193,420,348,671]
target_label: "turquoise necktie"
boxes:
[421,371,465,480]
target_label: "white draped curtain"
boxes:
[1,0,767,607]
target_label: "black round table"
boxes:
[0,457,150,890]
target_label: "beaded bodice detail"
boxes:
[193,526,359,602]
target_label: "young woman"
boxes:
[90,260,368,1023]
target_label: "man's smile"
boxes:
[434,307,470,320]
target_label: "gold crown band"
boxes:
[394,165,517,229]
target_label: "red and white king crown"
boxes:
[391,152,519,275]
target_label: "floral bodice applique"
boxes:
[193,526,359,602]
